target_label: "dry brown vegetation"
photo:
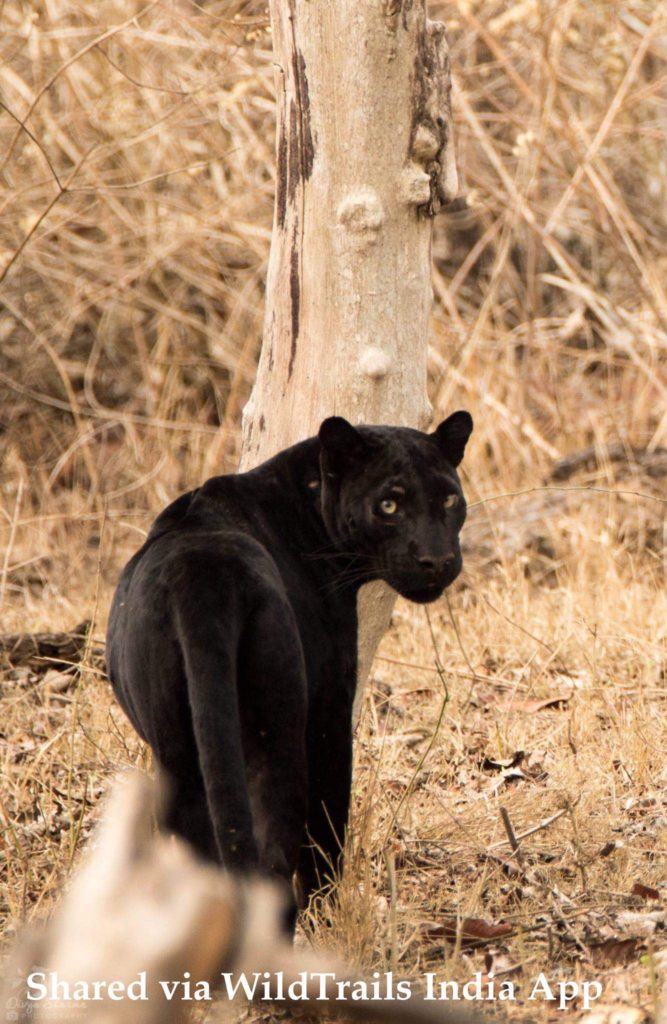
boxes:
[1,0,666,1020]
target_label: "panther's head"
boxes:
[317,412,473,604]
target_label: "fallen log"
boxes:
[1,772,482,1024]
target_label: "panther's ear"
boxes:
[319,416,368,470]
[433,410,473,467]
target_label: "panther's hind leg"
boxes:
[172,587,260,872]
[162,775,217,862]
[298,687,355,902]
[238,595,308,891]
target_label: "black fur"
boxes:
[106,413,473,904]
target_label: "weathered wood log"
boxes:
[2,772,241,1023]
[240,0,458,710]
[1,773,482,1024]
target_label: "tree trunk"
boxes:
[241,0,457,707]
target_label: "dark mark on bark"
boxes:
[281,15,309,379]
[288,239,300,379]
[296,51,314,178]
[276,115,288,228]
[259,414,266,433]
[287,99,299,205]
[287,49,314,206]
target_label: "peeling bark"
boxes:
[241,0,457,712]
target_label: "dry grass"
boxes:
[1,0,666,1018]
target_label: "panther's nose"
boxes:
[416,554,455,573]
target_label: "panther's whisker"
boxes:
[320,569,375,596]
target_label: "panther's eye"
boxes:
[443,494,459,510]
[378,498,398,516]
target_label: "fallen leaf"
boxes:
[422,917,513,946]
[588,936,643,967]
[631,881,660,900]
[496,693,572,713]
[599,841,620,857]
[460,917,514,940]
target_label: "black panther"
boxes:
[106,412,473,905]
